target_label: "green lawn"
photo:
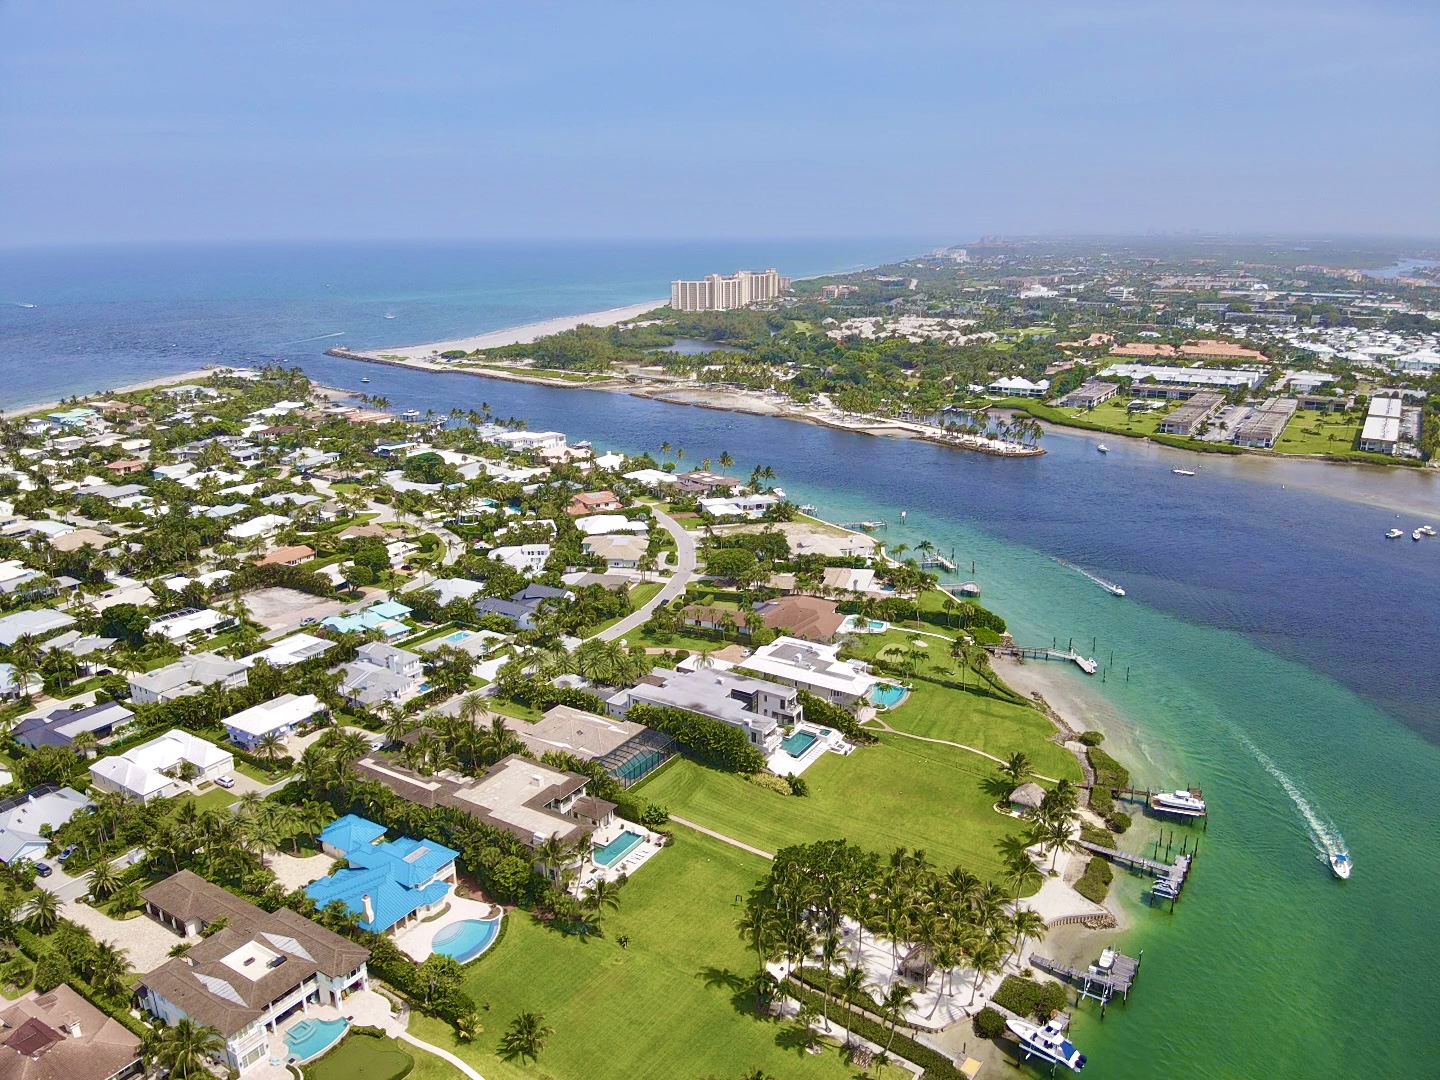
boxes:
[235,760,285,784]
[175,787,239,816]
[1271,411,1363,455]
[407,831,908,1080]
[638,715,1076,883]
[306,1031,417,1080]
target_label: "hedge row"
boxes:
[625,703,766,774]
[1074,856,1114,904]
[784,975,964,1080]
[13,927,152,1040]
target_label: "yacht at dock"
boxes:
[1007,1016,1087,1072]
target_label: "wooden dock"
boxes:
[1113,786,1209,825]
[983,643,1098,674]
[1030,951,1142,1011]
[919,554,957,571]
[1076,839,1194,905]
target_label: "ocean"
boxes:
[3,242,1439,1076]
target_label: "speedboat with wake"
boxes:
[1172,468,1196,476]
[1150,789,1207,817]
[1329,850,1352,880]
[1007,1015,1087,1072]
[1096,444,1109,454]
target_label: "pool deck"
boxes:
[395,895,501,962]
[766,723,854,778]
[584,823,664,888]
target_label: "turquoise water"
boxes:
[869,684,907,708]
[593,830,646,867]
[782,730,819,757]
[284,1017,347,1061]
[431,917,501,962]
[444,630,474,643]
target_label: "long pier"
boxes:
[984,643,1098,674]
[919,554,957,571]
[1030,952,1142,1013]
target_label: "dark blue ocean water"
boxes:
[2,242,1438,1075]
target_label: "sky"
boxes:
[1,0,1437,247]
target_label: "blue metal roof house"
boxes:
[307,815,458,935]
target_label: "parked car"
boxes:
[57,844,78,863]
[215,775,236,789]
[34,862,52,878]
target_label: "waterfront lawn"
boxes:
[638,726,1069,881]
[1271,411,1363,456]
[306,1031,463,1080]
[406,831,908,1080]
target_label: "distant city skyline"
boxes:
[1,0,1437,247]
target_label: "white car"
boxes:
[215,775,236,789]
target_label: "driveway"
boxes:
[593,508,695,642]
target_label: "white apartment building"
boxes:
[671,269,791,312]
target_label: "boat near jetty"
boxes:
[1151,789,1208,817]
[1007,1015,1087,1072]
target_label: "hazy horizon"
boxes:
[2,1,1437,247]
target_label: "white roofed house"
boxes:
[744,636,877,707]
[698,493,779,520]
[988,376,1051,398]
[222,693,323,751]
[89,730,234,803]
[606,667,797,755]
[226,514,290,542]
[129,652,249,705]
[489,543,551,576]
[0,787,93,866]
[148,607,237,642]
[486,430,567,453]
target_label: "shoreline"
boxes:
[363,299,668,360]
[0,367,226,418]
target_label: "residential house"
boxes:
[473,585,570,631]
[489,543,551,575]
[129,653,249,704]
[698,493,779,519]
[0,788,93,866]
[743,637,876,706]
[0,984,142,1080]
[226,514,289,542]
[137,871,369,1073]
[147,607,235,642]
[752,595,846,642]
[566,491,622,516]
[582,534,647,571]
[104,458,147,476]
[306,816,457,935]
[222,693,322,750]
[239,633,334,669]
[256,545,315,567]
[13,702,134,753]
[0,610,75,648]
[0,666,42,701]
[89,730,233,803]
[337,644,422,709]
[606,667,797,755]
[675,471,741,495]
[987,376,1050,397]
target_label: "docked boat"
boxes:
[798,504,816,515]
[1386,529,1404,539]
[1172,468,1196,476]
[1006,1016,1087,1072]
[1329,850,1352,880]
[1150,789,1207,816]
[1096,444,1109,454]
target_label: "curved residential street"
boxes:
[594,508,696,642]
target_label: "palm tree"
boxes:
[534,834,571,883]
[881,982,915,1053]
[834,964,869,1045]
[1004,852,1044,901]
[999,751,1032,786]
[155,1018,225,1078]
[87,859,123,901]
[718,451,734,468]
[497,1011,553,1064]
[583,877,622,914]
[253,731,285,763]
[1009,907,1047,969]
[25,889,59,934]
[89,939,130,997]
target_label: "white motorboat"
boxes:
[1386,529,1404,539]
[1414,530,1424,541]
[1006,1016,1087,1072]
[1096,444,1109,454]
[1150,789,1207,816]
[1329,850,1352,880]
[1420,525,1437,537]
[1172,468,1196,476]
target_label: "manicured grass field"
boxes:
[1271,411,1363,455]
[175,787,239,816]
[639,716,1075,882]
[407,831,908,1080]
[306,1032,414,1080]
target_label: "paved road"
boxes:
[594,508,696,642]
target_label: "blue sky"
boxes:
[1,0,1436,245]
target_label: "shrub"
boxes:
[745,773,792,795]
[626,704,766,773]
[1087,746,1130,790]
[33,952,70,994]
[1088,785,1113,817]
[1108,812,1132,833]
[1074,856,1114,904]
[973,1006,1007,1039]
[1079,730,1105,746]
[785,774,809,797]
[795,691,875,744]
[993,975,1069,1022]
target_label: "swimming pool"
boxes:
[284,1017,348,1062]
[431,917,501,963]
[869,683,907,708]
[782,730,818,757]
[593,830,645,867]
[443,630,473,643]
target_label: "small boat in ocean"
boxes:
[1329,850,1352,879]
[360,377,370,383]
[1386,529,1404,539]
[1007,1015,1087,1072]
[1172,468,1196,476]
[1096,444,1109,453]
[1414,529,1424,541]
[1419,525,1437,537]
[1151,789,1207,816]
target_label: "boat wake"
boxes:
[1057,558,1126,597]
[276,330,346,345]
[1236,732,1347,860]
[6,302,36,308]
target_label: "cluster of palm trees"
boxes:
[144,790,332,886]
[996,753,1081,873]
[143,1017,227,1079]
[0,886,131,999]
[738,841,1049,1055]
[940,410,1044,448]
[495,638,646,701]
[383,696,526,777]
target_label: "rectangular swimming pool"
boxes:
[782,730,818,758]
[593,830,645,867]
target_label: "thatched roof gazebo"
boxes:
[1008,781,1047,811]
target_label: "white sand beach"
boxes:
[366,299,668,360]
[2,367,223,418]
